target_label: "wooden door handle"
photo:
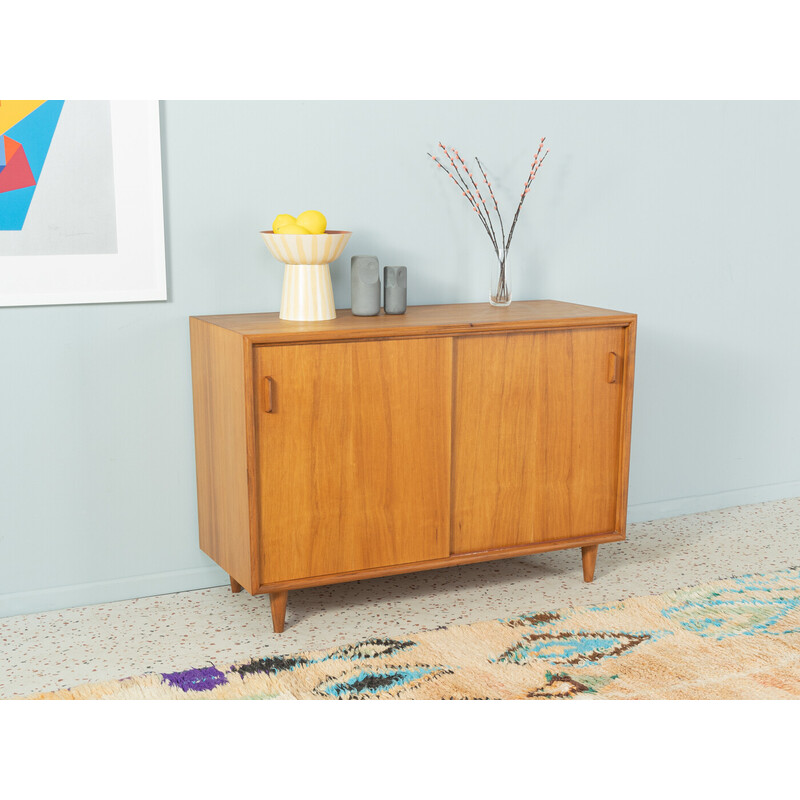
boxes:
[264,376,274,412]
[607,352,618,383]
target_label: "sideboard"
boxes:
[189,301,637,632]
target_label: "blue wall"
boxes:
[2,101,799,616]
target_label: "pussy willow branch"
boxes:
[504,145,548,252]
[475,157,505,260]
[451,148,500,254]
[438,143,499,254]
[429,139,549,263]
[427,153,497,250]
[502,139,546,249]
[438,143,482,217]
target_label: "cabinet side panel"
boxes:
[190,318,253,590]
[615,318,637,537]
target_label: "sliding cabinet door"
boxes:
[452,327,628,554]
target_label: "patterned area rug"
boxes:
[27,566,800,699]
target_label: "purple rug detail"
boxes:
[161,666,228,692]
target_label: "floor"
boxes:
[3,497,800,699]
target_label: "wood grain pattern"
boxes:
[607,351,618,383]
[194,300,636,345]
[582,545,599,582]
[256,532,625,593]
[452,327,627,554]
[189,318,255,593]
[615,319,637,537]
[270,591,288,633]
[254,337,452,584]
[189,301,637,631]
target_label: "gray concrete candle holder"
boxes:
[383,266,407,314]
[351,255,381,316]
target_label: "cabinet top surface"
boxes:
[191,300,635,343]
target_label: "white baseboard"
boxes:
[3,481,799,618]
[627,480,800,524]
[0,565,229,619]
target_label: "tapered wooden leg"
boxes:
[582,545,599,583]
[230,577,243,594]
[270,591,288,633]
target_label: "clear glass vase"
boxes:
[490,249,512,306]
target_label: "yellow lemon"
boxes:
[272,214,296,232]
[276,223,312,234]
[295,210,327,234]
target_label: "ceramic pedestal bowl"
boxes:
[260,230,352,321]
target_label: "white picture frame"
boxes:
[0,101,166,307]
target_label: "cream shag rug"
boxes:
[26,566,800,699]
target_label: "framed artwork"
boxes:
[0,100,166,307]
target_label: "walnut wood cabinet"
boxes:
[189,301,636,632]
